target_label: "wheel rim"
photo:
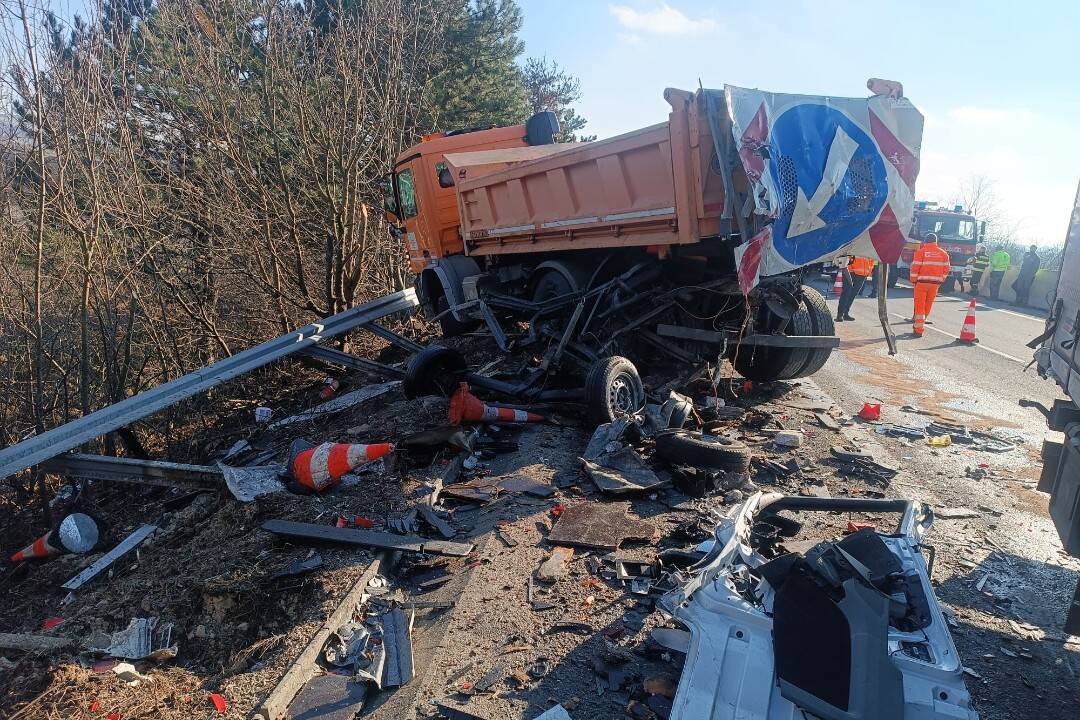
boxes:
[608,372,641,415]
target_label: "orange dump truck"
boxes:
[384,85,908,421]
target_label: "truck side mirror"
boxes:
[979,221,987,240]
[438,167,455,188]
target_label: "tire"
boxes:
[795,285,835,378]
[941,277,956,293]
[733,298,812,381]
[403,346,467,399]
[654,430,752,472]
[585,356,645,426]
[436,295,479,338]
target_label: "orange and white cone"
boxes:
[10,531,62,562]
[448,383,544,424]
[959,297,978,343]
[832,270,844,296]
[288,441,394,493]
[9,512,99,562]
[319,377,340,400]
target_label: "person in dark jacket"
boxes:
[1011,245,1041,306]
[966,245,990,297]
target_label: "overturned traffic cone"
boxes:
[832,270,844,296]
[959,297,979,344]
[10,512,99,562]
[448,383,544,424]
[286,439,394,493]
[319,377,340,400]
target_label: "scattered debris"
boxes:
[858,402,882,420]
[536,547,575,582]
[219,464,285,503]
[260,519,474,556]
[547,502,655,550]
[533,704,573,720]
[0,633,75,652]
[815,412,841,430]
[93,617,176,662]
[62,524,158,591]
[268,381,399,429]
[286,672,366,720]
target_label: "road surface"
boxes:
[809,278,1079,719]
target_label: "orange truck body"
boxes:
[392,89,737,274]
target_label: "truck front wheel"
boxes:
[585,356,645,426]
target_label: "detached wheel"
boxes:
[403,346,467,398]
[655,430,752,472]
[585,356,644,426]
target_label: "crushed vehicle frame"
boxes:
[660,493,978,720]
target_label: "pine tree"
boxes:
[430,0,528,132]
[521,56,593,142]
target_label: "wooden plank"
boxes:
[253,556,383,720]
[0,633,75,652]
[261,520,474,557]
[62,524,158,591]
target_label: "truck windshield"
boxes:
[396,169,418,219]
[919,216,976,243]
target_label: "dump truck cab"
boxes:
[384,113,565,273]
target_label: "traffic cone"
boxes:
[448,383,544,424]
[319,377,340,400]
[832,270,844,296]
[287,439,394,493]
[9,512,99,562]
[959,297,978,344]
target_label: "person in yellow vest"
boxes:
[910,234,951,336]
[836,255,874,321]
[988,246,1011,300]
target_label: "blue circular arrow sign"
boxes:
[767,104,888,265]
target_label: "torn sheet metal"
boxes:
[62,524,158,591]
[547,502,655,551]
[582,446,665,495]
[381,608,414,687]
[715,84,923,291]
[219,463,285,502]
[94,617,177,661]
[267,381,399,430]
[659,493,977,720]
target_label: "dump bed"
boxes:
[446,89,726,257]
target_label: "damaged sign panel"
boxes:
[660,493,977,720]
[721,85,923,291]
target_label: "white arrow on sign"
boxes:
[788,125,858,238]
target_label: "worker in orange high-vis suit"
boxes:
[909,233,951,336]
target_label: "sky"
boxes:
[517,0,1080,245]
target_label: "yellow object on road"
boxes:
[927,434,952,447]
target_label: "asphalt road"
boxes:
[814,278,1064,446]
[807,278,1079,719]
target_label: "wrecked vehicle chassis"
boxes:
[661,493,978,720]
[406,261,839,423]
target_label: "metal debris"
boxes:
[62,524,158,591]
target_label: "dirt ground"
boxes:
[1,326,1078,720]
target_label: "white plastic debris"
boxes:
[773,430,803,448]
